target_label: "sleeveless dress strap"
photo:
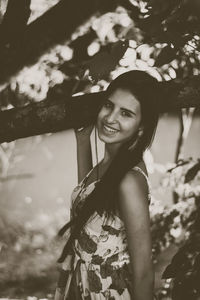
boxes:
[132,166,151,203]
[132,166,149,182]
[77,166,95,188]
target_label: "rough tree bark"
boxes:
[0,92,104,143]
[0,75,200,143]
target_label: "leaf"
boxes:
[91,254,104,265]
[171,249,187,265]
[147,0,171,15]
[139,16,167,43]
[154,45,178,67]
[193,253,200,271]
[78,230,97,254]
[162,263,178,279]
[162,250,188,279]
[86,40,129,81]
[102,225,121,236]
[109,269,126,294]
[184,161,200,183]
[88,270,102,292]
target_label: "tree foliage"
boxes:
[159,159,200,300]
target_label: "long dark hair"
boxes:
[58,70,159,263]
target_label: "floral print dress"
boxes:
[55,166,151,300]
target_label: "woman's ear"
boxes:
[127,127,143,151]
[138,126,144,138]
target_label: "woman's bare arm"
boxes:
[118,169,154,300]
[74,125,93,183]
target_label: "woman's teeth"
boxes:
[103,125,118,133]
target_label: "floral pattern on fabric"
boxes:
[55,167,151,300]
[78,230,98,254]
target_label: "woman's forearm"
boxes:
[76,136,92,183]
[132,268,154,300]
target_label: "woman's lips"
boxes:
[102,124,119,134]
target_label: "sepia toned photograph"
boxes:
[0,1,200,300]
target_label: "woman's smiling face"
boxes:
[97,88,142,147]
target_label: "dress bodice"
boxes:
[70,166,151,265]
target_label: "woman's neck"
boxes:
[103,143,121,164]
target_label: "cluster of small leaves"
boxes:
[3,1,200,111]
[161,209,200,300]
[1,0,200,113]
[3,2,188,110]
[159,158,200,300]
[125,0,200,85]
[0,7,135,109]
[149,159,200,260]
[132,0,200,64]
[151,196,196,261]
[163,158,200,199]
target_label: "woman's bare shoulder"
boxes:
[118,160,149,201]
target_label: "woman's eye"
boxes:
[121,110,131,117]
[103,101,112,108]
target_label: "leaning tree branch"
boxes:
[0,0,96,84]
[0,0,122,85]
[0,92,105,143]
[0,0,31,46]
[0,75,200,143]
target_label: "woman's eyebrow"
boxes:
[120,107,136,116]
[106,99,113,104]
[107,98,136,116]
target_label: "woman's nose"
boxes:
[104,111,118,123]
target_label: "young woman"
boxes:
[55,70,159,300]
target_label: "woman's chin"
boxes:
[98,131,121,145]
[98,132,114,143]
